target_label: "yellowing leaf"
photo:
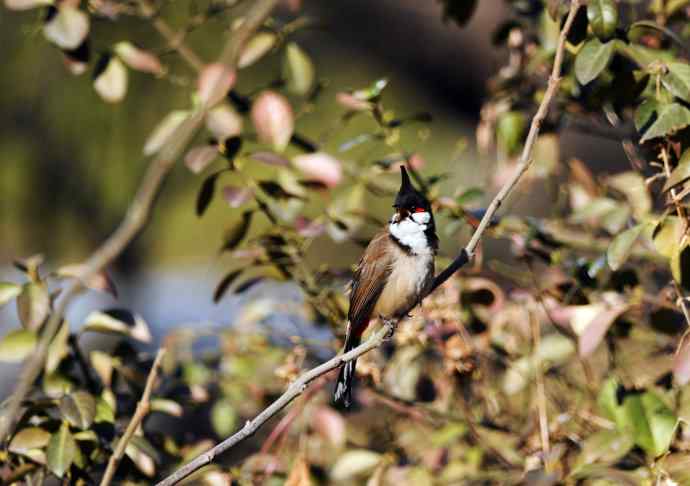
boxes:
[59,391,96,430]
[607,224,645,271]
[143,110,189,156]
[663,148,690,192]
[284,43,315,96]
[46,422,77,478]
[0,328,37,362]
[238,32,276,68]
[17,282,50,331]
[0,282,21,307]
[43,6,89,50]
[331,450,381,481]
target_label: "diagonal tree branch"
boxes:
[154,1,583,484]
[0,0,280,445]
[100,349,166,486]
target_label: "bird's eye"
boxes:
[413,207,426,213]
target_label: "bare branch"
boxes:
[100,349,166,486]
[155,1,583,484]
[0,0,281,445]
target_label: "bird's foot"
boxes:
[381,317,396,340]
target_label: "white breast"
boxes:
[389,211,431,254]
[374,245,434,319]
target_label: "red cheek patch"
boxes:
[413,207,426,213]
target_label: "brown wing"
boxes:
[348,232,393,334]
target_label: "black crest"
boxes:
[394,166,430,211]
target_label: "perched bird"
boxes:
[333,166,439,408]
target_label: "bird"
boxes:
[333,165,439,408]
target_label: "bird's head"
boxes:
[389,166,438,252]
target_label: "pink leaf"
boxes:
[4,0,49,10]
[335,92,373,112]
[250,151,290,166]
[294,216,325,238]
[292,152,343,188]
[206,106,242,141]
[674,338,690,386]
[197,63,236,106]
[222,186,253,208]
[577,304,628,357]
[251,91,294,152]
[115,42,163,75]
[312,406,346,448]
[184,145,219,174]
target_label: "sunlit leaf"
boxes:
[211,398,237,437]
[607,224,645,271]
[43,5,89,50]
[94,56,128,103]
[284,42,315,96]
[0,282,21,307]
[185,145,219,174]
[292,152,343,188]
[82,309,152,342]
[143,110,189,156]
[286,455,313,486]
[331,449,381,481]
[46,319,69,374]
[653,216,685,258]
[575,38,615,85]
[197,63,236,106]
[150,398,183,417]
[0,328,37,362]
[56,264,118,297]
[114,41,163,75]
[4,0,50,10]
[587,0,618,40]
[238,32,276,68]
[663,148,690,192]
[251,91,294,152]
[125,436,157,477]
[90,350,113,387]
[573,429,634,470]
[10,426,51,464]
[47,422,77,478]
[352,78,388,101]
[206,105,242,141]
[17,282,50,331]
[640,103,690,143]
[95,394,115,423]
[607,171,651,219]
[59,390,96,429]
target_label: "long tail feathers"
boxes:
[333,334,361,409]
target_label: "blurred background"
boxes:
[0,0,511,340]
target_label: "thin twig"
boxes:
[0,0,280,445]
[99,349,166,486]
[529,303,550,468]
[154,2,582,484]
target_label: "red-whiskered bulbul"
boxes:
[333,166,439,408]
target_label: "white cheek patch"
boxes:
[389,217,429,254]
[411,211,430,224]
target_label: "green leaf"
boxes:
[0,328,37,362]
[624,391,678,457]
[608,171,651,219]
[0,282,21,307]
[82,309,152,343]
[607,224,645,270]
[634,99,659,132]
[211,398,237,437]
[46,320,70,374]
[573,429,634,470]
[664,148,690,192]
[284,43,315,96]
[575,38,615,85]
[597,377,630,431]
[46,422,77,478]
[95,395,115,423]
[640,102,690,143]
[496,111,526,156]
[653,215,685,258]
[17,282,50,331]
[587,0,618,40]
[662,62,690,102]
[59,391,96,430]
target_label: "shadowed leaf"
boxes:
[663,148,690,192]
[220,210,254,253]
[607,224,645,271]
[60,390,96,429]
[587,0,618,40]
[213,269,244,303]
[196,172,221,216]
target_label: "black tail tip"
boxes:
[333,381,353,409]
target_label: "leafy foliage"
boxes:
[4,0,690,484]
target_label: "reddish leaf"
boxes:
[197,63,236,106]
[251,91,294,152]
